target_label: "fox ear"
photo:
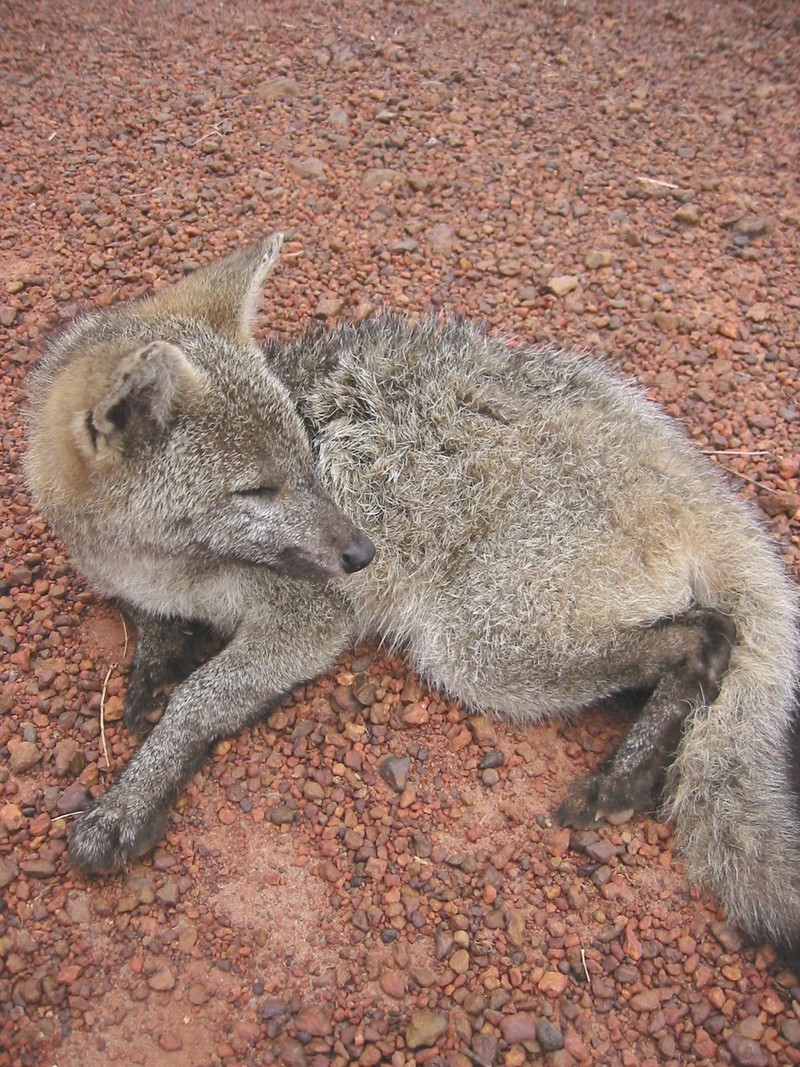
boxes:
[143,233,284,343]
[79,341,199,458]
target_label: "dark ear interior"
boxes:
[109,399,129,428]
[85,340,199,455]
[103,398,131,433]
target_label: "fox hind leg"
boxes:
[121,606,216,738]
[556,607,736,829]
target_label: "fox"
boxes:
[24,234,800,956]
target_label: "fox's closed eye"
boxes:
[235,485,280,500]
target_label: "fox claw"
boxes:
[556,770,654,829]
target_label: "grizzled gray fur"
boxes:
[24,235,800,953]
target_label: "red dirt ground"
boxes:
[1,1,799,1065]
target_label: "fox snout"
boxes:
[278,529,375,580]
[342,532,375,574]
[274,502,376,583]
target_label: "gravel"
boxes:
[2,0,800,1065]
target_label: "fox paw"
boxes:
[68,795,166,873]
[555,770,655,830]
[123,678,158,738]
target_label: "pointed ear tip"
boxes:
[137,340,187,367]
[140,340,182,356]
[263,232,285,252]
[249,233,284,272]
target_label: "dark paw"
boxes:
[68,795,166,873]
[556,769,656,830]
[710,610,737,648]
[123,679,158,738]
[689,608,737,700]
[778,942,800,981]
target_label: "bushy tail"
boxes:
[665,518,800,951]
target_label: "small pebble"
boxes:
[538,1019,565,1051]
[379,755,410,792]
[500,1012,538,1043]
[405,1011,448,1050]
[548,275,579,297]
[9,742,41,773]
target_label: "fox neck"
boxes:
[76,547,255,635]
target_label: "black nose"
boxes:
[342,534,375,574]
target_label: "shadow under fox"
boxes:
[24,235,800,956]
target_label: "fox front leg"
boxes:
[68,591,357,873]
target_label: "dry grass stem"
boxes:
[727,469,782,495]
[702,449,773,457]
[99,664,117,770]
[635,175,681,190]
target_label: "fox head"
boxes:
[25,235,375,586]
